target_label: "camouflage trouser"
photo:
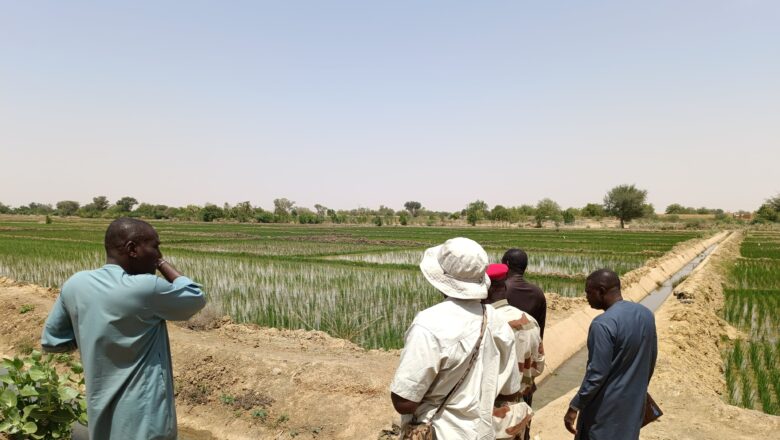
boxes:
[400,422,434,440]
[494,401,534,439]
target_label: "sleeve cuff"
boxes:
[172,276,202,288]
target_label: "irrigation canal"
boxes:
[532,242,720,410]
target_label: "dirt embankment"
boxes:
[531,231,780,439]
[2,231,773,439]
[0,277,400,440]
[538,231,728,383]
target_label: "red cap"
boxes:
[486,263,509,281]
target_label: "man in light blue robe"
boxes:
[41,218,206,440]
[564,269,657,440]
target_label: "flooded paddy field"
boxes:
[0,218,703,349]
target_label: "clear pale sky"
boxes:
[1,1,778,212]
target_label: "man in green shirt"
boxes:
[41,218,206,439]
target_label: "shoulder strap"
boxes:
[430,304,488,421]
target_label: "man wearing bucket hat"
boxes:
[390,237,522,439]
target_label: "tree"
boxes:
[135,203,170,219]
[768,193,780,212]
[399,212,409,226]
[604,184,648,228]
[665,203,686,214]
[490,205,510,223]
[296,208,321,224]
[273,198,295,222]
[255,210,274,223]
[115,196,138,212]
[534,199,562,227]
[466,210,479,226]
[642,203,656,218]
[581,203,605,218]
[562,207,577,224]
[755,204,778,223]
[314,204,329,221]
[14,203,54,215]
[465,200,489,226]
[754,193,780,223]
[92,196,109,212]
[404,201,422,217]
[0,202,10,214]
[516,205,536,217]
[229,201,254,223]
[199,204,224,222]
[78,196,109,217]
[163,206,181,219]
[56,201,80,216]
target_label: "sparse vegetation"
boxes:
[721,230,780,415]
[0,351,87,439]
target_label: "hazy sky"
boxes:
[1,1,778,212]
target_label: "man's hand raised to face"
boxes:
[157,257,183,283]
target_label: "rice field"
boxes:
[0,217,703,349]
[328,249,648,276]
[722,230,780,415]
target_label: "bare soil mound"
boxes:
[0,277,399,440]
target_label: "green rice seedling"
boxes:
[741,375,754,409]
[749,342,761,371]
[729,260,780,290]
[723,289,780,342]
[755,368,777,415]
[764,346,777,376]
[725,353,738,403]
[770,369,780,409]
[731,340,744,369]
[721,231,780,415]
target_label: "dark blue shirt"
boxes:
[571,300,657,440]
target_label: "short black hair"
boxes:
[586,269,621,292]
[502,248,528,274]
[104,217,155,254]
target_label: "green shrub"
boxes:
[0,350,87,439]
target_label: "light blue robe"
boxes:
[570,300,657,440]
[41,264,206,440]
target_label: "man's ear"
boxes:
[125,241,138,258]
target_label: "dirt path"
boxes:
[530,231,780,439]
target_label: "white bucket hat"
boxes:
[420,237,491,300]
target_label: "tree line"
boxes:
[1,185,771,227]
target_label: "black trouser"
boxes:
[521,385,535,440]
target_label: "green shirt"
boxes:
[41,264,206,440]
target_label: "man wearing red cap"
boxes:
[484,263,545,440]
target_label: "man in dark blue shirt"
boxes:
[564,269,657,440]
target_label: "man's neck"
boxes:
[603,296,624,310]
[507,271,525,280]
[484,292,508,304]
